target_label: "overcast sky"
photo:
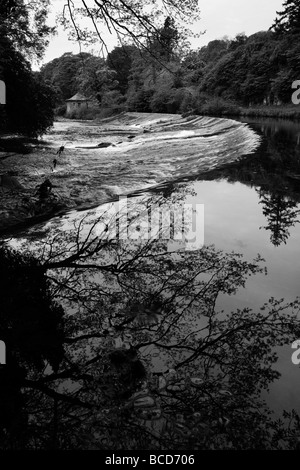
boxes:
[38,0,285,68]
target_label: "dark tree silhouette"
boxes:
[0,0,55,60]
[60,0,201,57]
[271,0,300,35]
[107,46,137,95]
[258,189,300,246]
[0,246,64,449]
[0,1,55,136]
[1,193,300,449]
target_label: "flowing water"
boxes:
[4,113,300,427]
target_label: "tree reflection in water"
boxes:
[1,191,300,450]
[198,119,300,247]
[258,189,300,247]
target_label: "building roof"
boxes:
[66,92,91,102]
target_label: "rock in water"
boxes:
[97,142,112,148]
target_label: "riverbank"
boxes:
[196,100,300,120]
[239,104,300,119]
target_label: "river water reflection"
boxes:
[188,117,300,416]
[35,116,300,417]
[3,115,300,448]
[187,179,300,416]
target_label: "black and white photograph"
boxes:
[1,0,300,454]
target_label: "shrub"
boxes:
[179,92,198,114]
[67,104,100,120]
[150,88,186,114]
[126,89,154,112]
[198,97,240,116]
[55,104,67,116]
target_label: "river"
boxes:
[185,116,300,417]
[3,112,300,447]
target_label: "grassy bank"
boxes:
[238,104,300,119]
[192,97,300,120]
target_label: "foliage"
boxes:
[271,0,300,35]
[148,16,181,61]
[107,28,300,114]
[100,90,126,114]
[36,0,300,119]
[55,103,67,116]
[0,0,55,61]
[40,52,122,108]
[127,89,154,112]
[59,0,201,56]
[40,52,92,103]
[107,46,138,95]
[75,57,116,103]
[149,87,184,113]
[197,97,240,116]
[0,245,64,448]
[0,35,55,136]
[0,0,55,136]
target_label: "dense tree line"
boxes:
[2,1,300,132]
[39,17,184,116]
[41,30,300,118]
[0,0,200,135]
[40,1,300,119]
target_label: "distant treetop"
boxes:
[270,0,300,34]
